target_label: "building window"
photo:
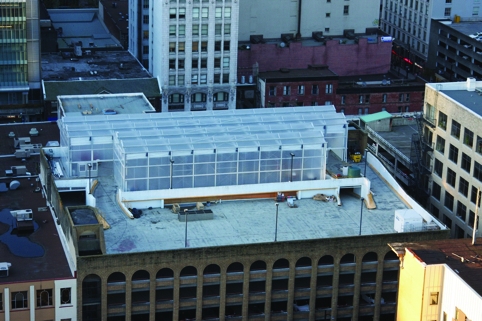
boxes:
[215,7,222,18]
[432,182,441,201]
[192,74,198,84]
[359,95,363,103]
[224,24,231,35]
[341,95,345,105]
[200,58,207,69]
[0,293,2,310]
[451,120,461,139]
[365,95,370,104]
[448,144,458,164]
[178,42,185,52]
[471,186,482,204]
[446,0,452,3]
[358,108,363,115]
[179,7,186,19]
[169,8,176,19]
[179,75,185,85]
[193,7,200,19]
[456,202,467,221]
[192,25,199,36]
[179,25,186,36]
[469,210,479,229]
[444,191,454,211]
[474,161,482,182]
[200,41,207,52]
[12,291,28,309]
[405,93,410,102]
[444,8,451,16]
[169,75,175,85]
[343,5,349,15]
[143,45,149,55]
[283,86,291,95]
[326,13,331,17]
[169,25,176,36]
[326,101,332,105]
[434,158,443,177]
[325,27,330,32]
[143,15,149,24]
[298,85,305,95]
[202,7,209,18]
[169,93,184,104]
[474,6,480,16]
[223,57,230,68]
[382,94,387,103]
[143,30,149,39]
[200,74,207,84]
[312,84,319,95]
[436,136,445,154]
[464,128,474,147]
[477,136,482,154]
[37,289,53,307]
[461,153,471,173]
[438,111,447,130]
[446,168,456,187]
[143,0,149,8]
[459,177,469,197]
[399,93,404,102]
[430,292,439,305]
[225,7,231,18]
[192,93,207,102]
[325,84,333,94]
[215,24,222,35]
[201,24,208,35]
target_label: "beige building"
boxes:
[390,239,482,321]
[423,78,482,238]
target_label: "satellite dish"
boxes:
[9,180,20,190]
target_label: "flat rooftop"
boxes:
[41,50,151,81]
[442,89,482,117]
[376,123,419,160]
[258,67,337,81]
[58,93,156,116]
[441,20,482,38]
[91,153,431,255]
[0,123,71,282]
[392,238,482,296]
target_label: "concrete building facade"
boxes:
[128,0,239,112]
[423,78,482,238]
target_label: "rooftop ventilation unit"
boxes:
[250,34,264,44]
[281,33,294,43]
[0,263,11,277]
[343,29,356,40]
[312,31,325,42]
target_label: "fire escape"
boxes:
[410,112,435,204]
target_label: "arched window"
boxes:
[363,252,378,262]
[37,289,53,307]
[273,258,289,269]
[296,257,312,267]
[250,260,266,271]
[227,262,243,273]
[108,272,126,283]
[318,255,334,266]
[204,264,221,275]
[12,291,28,309]
[180,266,197,277]
[132,270,150,281]
[156,268,174,279]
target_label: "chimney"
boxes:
[467,77,476,91]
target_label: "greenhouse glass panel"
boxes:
[149,178,170,190]
[303,149,322,157]
[195,154,215,163]
[149,157,170,165]
[260,159,280,171]
[239,151,259,160]
[127,166,148,179]
[173,176,193,189]
[173,155,193,164]
[303,169,321,180]
[238,160,259,172]
[149,165,170,177]
[260,150,281,160]
[71,150,91,161]
[194,175,215,187]
[126,158,148,166]
[194,163,215,175]
[127,179,147,191]
[173,164,193,176]
[217,152,237,162]
[217,173,236,186]
[303,157,322,169]
[260,171,279,184]
[238,172,258,185]
[216,161,237,174]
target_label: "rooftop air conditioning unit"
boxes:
[344,29,356,40]
[0,263,11,277]
[250,35,264,44]
[281,33,294,43]
[312,31,325,42]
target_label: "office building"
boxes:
[381,0,482,73]
[37,94,449,320]
[423,78,482,238]
[0,0,41,120]
[128,0,239,112]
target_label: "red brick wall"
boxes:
[239,38,392,77]
[263,80,337,107]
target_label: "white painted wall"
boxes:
[54,279,77,321]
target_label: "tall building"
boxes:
[380,0,482,74]
[423,78,482,238]
[0,0,41,120]
[38,94,448,320]
[128,0,239,112]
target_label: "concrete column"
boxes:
[125,274,132,321]
[29,285,34,321]
[4,287,10,321]
[373,256,386,321]
[241,265,249,321]
[101,276,108,321]
[196,269,203,320]
[219,267,227,321]
[351,253,363,321]
[308,260,318,321]
[149,273,156,321]
[330,258,340,320]
[286,260,296,320]
[173,273,180,321]
[264,261,273,320]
